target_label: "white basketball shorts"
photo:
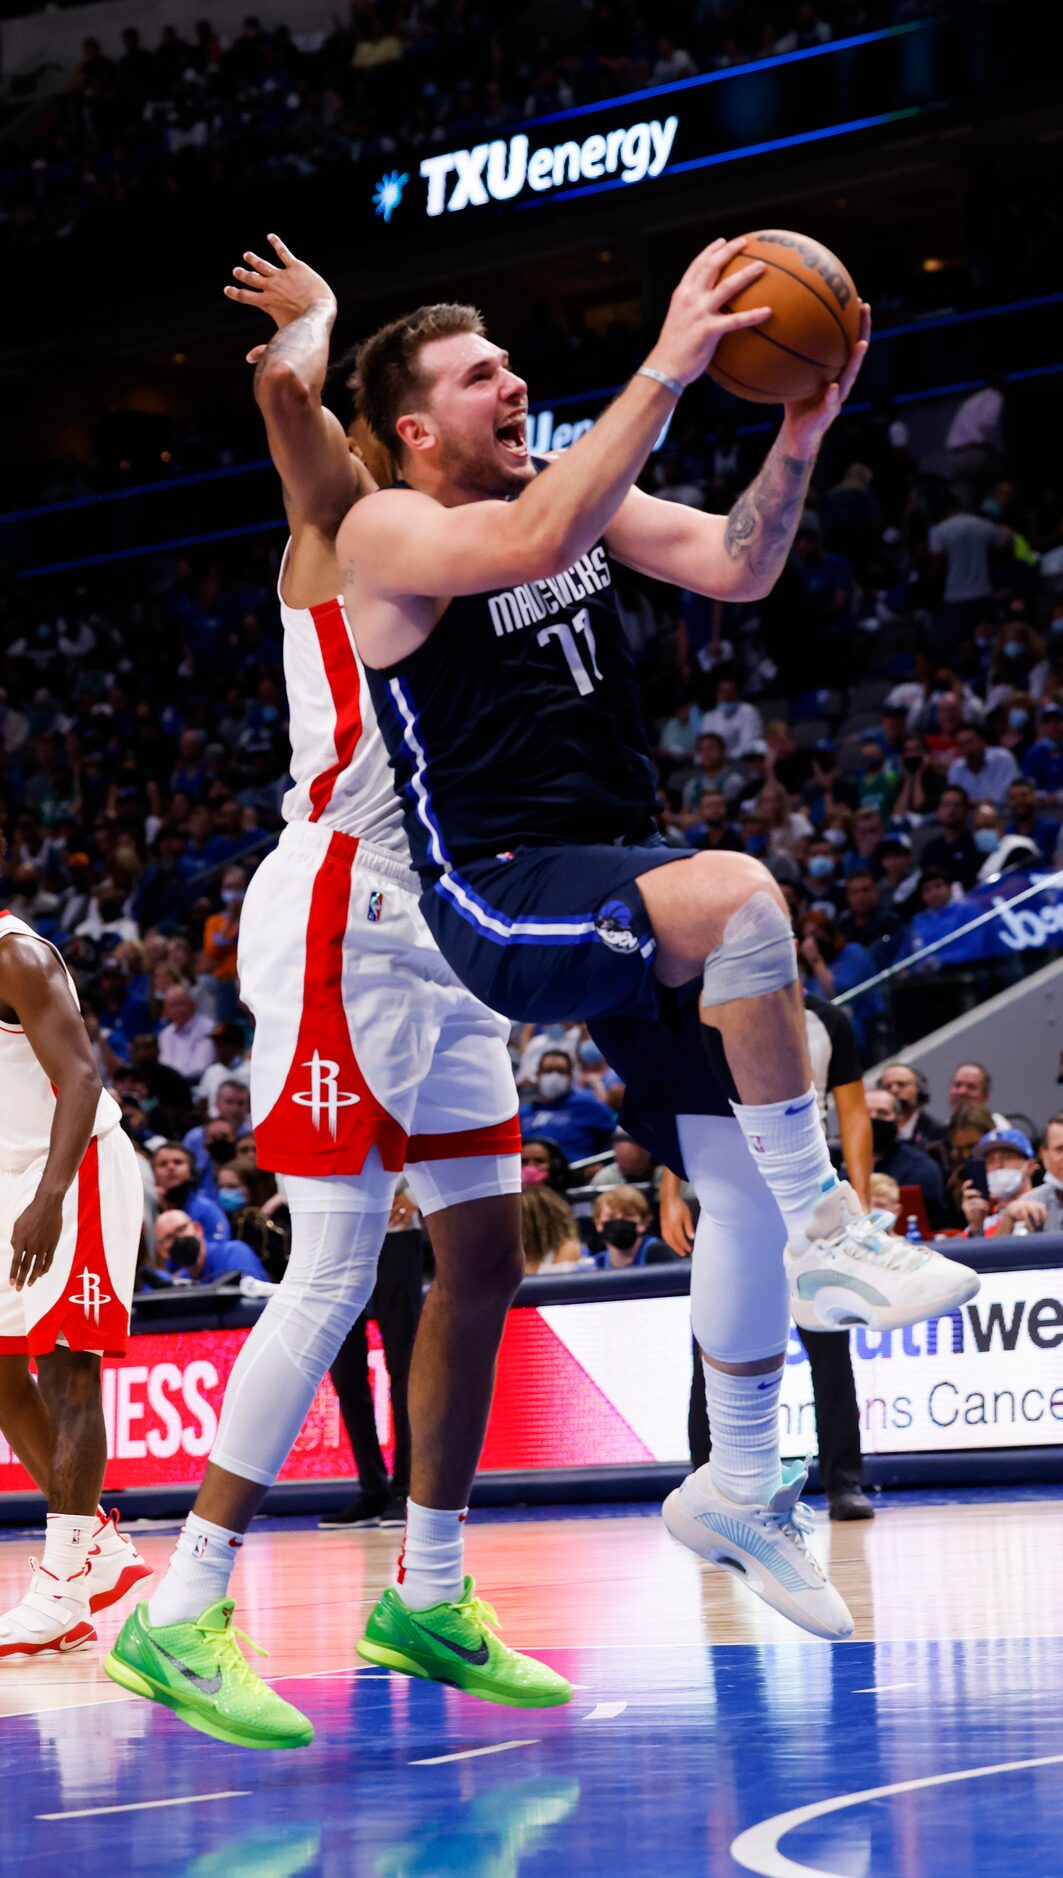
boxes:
[238,822,521,1188]
[0,1125,142,1357]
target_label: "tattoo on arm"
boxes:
[723,442,814,587]
[253,301,334,397]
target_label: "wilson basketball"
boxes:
[707,230,862,404]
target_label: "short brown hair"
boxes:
[592,1184,650,1225]
[348,303,485,453]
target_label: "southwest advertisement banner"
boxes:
[1,1269,1060,1496]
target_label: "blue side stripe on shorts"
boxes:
[434,871,600,947]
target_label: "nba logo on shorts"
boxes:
[367,890,384,922]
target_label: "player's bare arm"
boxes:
[340,237,772,666]
[0,939,102,1290]
[605,303,871,599]
[225,233,368,557]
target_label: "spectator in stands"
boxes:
[515,1021,582,1091]
[869,1172,902,1228]
[657,700,701,763]
[929,491,1011,648]
[518,1051,616,1163]
[699,676,763,759]
[521,1186,583,1274]
[680,733,745,810]
[948,725,1019,808]
[132,828,195,931]
[153,1208,269,1284]
[960,1126,1038,1236]
[1022,701,1063,808]
[797,911,879,1050]
[573,1034,623,1110]
[685,788,746,854]
[758,781,814,857]
[892,734,946,819]
[152,1140,228,1247]
[943,1100,996,1224]
[919,787,980,889]
[877,832,921,919]
[855,741,900,818]
[201,864,246,1019]
[1004,777,1058,864]
[865,1088,947,1226]
[520,1136,572,1195]
[896,870,985,969]
[792,510,853,631]
[186,1117,236,1197]
[195,1021,251,1113]
[994,1112,1063,1232]
[877,1063,949,1161]
[126,1033,192,1131]
[837,870,900,967]
[592,1187,680,1269]
[95,956,152,1047]
[157,982,216,1079]
[590,1128,655,1191]
[945,380,1006,507]
[948,1062,1008,1125]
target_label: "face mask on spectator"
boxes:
[168,1235,201,1269]
[221,889,242,906]
[824,828,848,849]
[1050,618,1063,635]
[207,1137,236,1164]
[578,1041,604,1068]
[718,700,738,717]
[974,827,1000,854]
[538,1071,571,1101]
[1008,708,1029,730]
[600,1219,639,1251]
[987,1165,1025,1200]
[871,1119,897,1156]
[521,1163,548,1186]
[808,854,835,880]
[1003,639,1025,660]
[217,1188,244,1215]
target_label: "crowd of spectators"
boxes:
[3,2,943,257]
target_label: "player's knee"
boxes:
[700,861,796,1010]
[437,1230,525,1308]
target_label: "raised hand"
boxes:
[646,237,771,390]
[782,301,872,452]
[224,233,337,365]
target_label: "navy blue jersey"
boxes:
[363,476,658,878]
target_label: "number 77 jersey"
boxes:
[363,495,659,883]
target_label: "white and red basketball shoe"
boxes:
[0,1560,96,1659]
[86,1507,153,1615]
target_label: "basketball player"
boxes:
[105,236,569,1748]
[337,256,979,1640]
[0,891,150,1658]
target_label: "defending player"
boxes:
[104,237,569,1747]
[0,897,150,1659]
[336,254,979,1639]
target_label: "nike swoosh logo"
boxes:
[785,1096,817,1115]
[152,1638,222,1695]
[756,1378,782,1390]
[410,1620,490,1667]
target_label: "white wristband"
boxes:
[637,365,683,400]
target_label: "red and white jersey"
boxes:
[278,544,409,856]
[0,912,121,1174]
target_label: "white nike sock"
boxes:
[396,1501,467,1611]
[42,1513,94,1597]
[148,1513,244,1628]
[730,1087,836,1250]
[696,1360,784,1505]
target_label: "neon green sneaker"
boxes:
[358,1575,571,1708]
[103,1599,314,1750]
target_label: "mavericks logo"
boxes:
[292,1050,360,1139]
[595,899,640,954]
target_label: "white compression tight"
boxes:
[209,1167,393,1487]
[677,1114,791,1366]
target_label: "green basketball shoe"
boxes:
[358,1576,571,1707]
[103,1599,314,1749]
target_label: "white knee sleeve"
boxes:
[701,889,797,1007]
[210,1200,388,1487]
[678,1115,791,1365]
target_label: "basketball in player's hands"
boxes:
[706,231,862,404]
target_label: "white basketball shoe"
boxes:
[786,1179,980,1334]
[663,1461,853,1641]
[86,1507,153,1616]
[0,1560,96,1660]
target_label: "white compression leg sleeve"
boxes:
[209,1167,394,1487]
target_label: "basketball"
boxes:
[707,229,862,404]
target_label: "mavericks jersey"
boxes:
[278,543,409,856]
[365,494,658,877]
[0,912,121,1173]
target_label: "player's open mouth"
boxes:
[495,414,528,457]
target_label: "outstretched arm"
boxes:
[606,304,871,601]
[225,233,365,537]
[0,938,102,1290]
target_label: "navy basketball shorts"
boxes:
[419,838,696,1027]
[591,981,736,1176]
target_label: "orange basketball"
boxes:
[707,230,862,405]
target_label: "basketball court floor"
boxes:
[2,1487,1061,1876]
